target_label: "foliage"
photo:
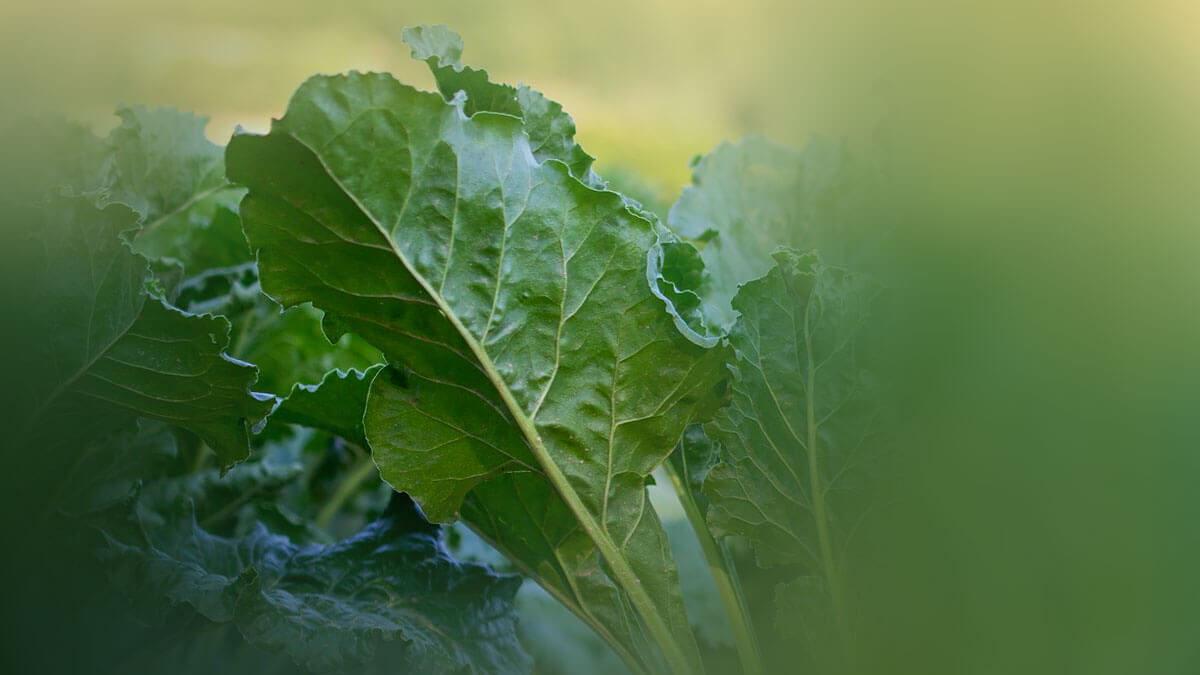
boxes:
[0,95,528,675]
[0,23,888,675]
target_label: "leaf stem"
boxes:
[663,461,763,675]
[463,520,653,675]
[496,386,699,675]
[190,442,213,474]
[316,453,378,531]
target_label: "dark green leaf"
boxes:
[3,193,273,468]
[58,420,180,516]
[99,494,529,674]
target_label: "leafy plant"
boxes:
[0,100,528,675]
[0,23,886,675]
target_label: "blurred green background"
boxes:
[0,0,886,204]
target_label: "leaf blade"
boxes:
[227,69,729,673]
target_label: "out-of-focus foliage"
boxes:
[0,102,528,675]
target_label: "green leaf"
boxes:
[461,472,663,673]
[406,24,704,347]
[57,420,181,516]
[703,249,879,663]
[141,434,310,534]
[403,24,599,184]
[226,69,730,673]
[773,576,836,670]
[105,105,225,215]
[174,265,383,397]
[272,366,383,447]
[3,194,273,468]
[0,106,248,272]
[104,105,248,266]
[99,494,530,674]
[668,136,857,330]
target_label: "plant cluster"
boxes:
[0,25,886,675]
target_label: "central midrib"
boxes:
[290,129,695,674]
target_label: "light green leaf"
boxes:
[0,106,249,271]
[403,24,599,183]
[668,136,856,329]
[226,69,729,673]
[703,250,878,666]
[104,105,248,266]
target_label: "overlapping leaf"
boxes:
[99,491,529,675]
[702,251,878,666]
[226,61,729,672]
[272,367,383,448]
[2,193,273,468]
[403,24,600,184]
[668,136,870,330]
[104,104,249,267]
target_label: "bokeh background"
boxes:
[4,1,1200,674]
[0,0,889,205]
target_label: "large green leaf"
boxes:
[226,69,729,673]
[702,250,879,666]
[406,24,713,347]
[279,366,664,672]
[2,194,273,468]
